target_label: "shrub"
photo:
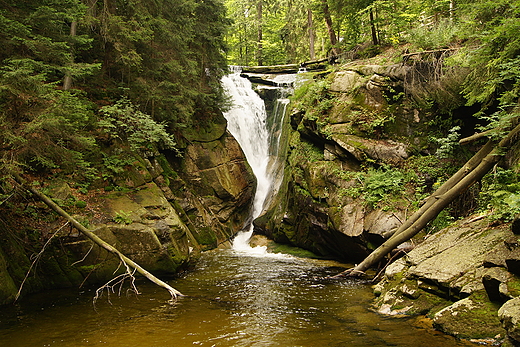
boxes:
[98,98,179,154]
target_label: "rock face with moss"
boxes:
[372,217,520,345]
[0,114,255,305]
[257,61,461,262]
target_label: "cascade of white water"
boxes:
[221,72,271,220]
[221,69,293,252]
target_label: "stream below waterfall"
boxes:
[0,248,474,347]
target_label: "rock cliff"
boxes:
[0,113,255,305]
[257,62,443,261]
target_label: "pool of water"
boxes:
[0,249,474,346]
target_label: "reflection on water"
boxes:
[0,249,474,347]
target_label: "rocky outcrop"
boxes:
[372,217,520,344]
[256,63,428,262]
[0,112,255,304]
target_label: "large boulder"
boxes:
[373,217,518,344]
[499,297,520,343]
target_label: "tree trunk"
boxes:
[335,122,520,278]
[14,174,184,300]
[382,140,494,239]
[256,0,263,66]
[369,9,378,46]
[321,0,338,56]
[63,21,77,91]
[308,9,316,61]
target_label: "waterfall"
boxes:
[221,68,292,252]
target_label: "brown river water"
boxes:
[0,248,475,347]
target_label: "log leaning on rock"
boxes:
[13,173,185,301]
[334,121,520,279]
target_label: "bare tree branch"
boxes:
[15,222,70,301]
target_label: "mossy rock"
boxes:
[433,291,503,340]
[0,247,18,305]
[182,113,227,142]
[194,226,217,248]
[46,180,73,200]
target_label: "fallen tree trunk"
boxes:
[382,140,495,239]
[13,174,184,301]
[241,64,299,74]
[334,122,520,278]
[240,57,330,74]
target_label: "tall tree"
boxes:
[321,0,339,55]
[308,8,316,60]
[256,0,263,65]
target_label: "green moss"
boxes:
[417,291,453,316]
[433,291,503,340]
[77,264,100,273]
[267,243,323,258]
[156,154,179,180]
[506,276,520,297]
[194,227,217,248]
[75,200,87,208]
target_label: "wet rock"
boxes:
[499,297,520,343]
[0,247,17,305]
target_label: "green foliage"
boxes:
[362,167,405,208]
[341,166,406,209]
[113,210,133,225]
[0,0,229,178]
[456,0,520,111]
[0,59,98,173]
[99,98,179,154]
[75,200,87,208]
[427,209,455,234]
[101,153,135,175]
[407,19,461,50]
[479,168,520,222]
[290,136,324,163]
[431,126,461,158]
[292,78,335,136]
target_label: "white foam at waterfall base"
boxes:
[221,70,288,256]
[232,226,291,259]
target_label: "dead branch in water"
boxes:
[93,257,140,305]
[14,222,70,301]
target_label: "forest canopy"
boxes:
[0,0,519,183]
[0,0,229,179]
